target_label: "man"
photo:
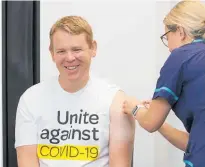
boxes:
[15,16,135,167]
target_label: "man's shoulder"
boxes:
[21,76,57,100]
[90,75,121,93]
[90,75,124,110]
[110,90,126,110]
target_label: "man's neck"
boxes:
[58,74,90,93]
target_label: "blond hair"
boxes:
[164,0,205,39]
[49,16,93,49]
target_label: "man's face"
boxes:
[50,29,96,82]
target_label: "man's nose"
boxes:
[65,51,76,62]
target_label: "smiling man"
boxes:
[15,16,135,167]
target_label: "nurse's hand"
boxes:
[122,96,140,115]
[142,100,152,109]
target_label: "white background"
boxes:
[40,0,185,167]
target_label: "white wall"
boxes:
[40,0,185,166]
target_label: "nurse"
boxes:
[123,1,205,167]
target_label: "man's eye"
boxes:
[57,50,65,53]
[73,49,82,52]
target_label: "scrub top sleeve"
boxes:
[153,50,185,107]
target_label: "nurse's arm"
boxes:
[123,97,171,132]
[123,97,189,151]
[158,123,189,151]
[109,90,135,167]
[134,97,171,132]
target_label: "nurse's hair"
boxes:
[164,0,205,39]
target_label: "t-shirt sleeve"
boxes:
[153,50,185,107]
[15,95,38,148]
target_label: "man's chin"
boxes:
[60,71,89,83]
[65,75,80,82]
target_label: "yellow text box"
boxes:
[37,144,99,161]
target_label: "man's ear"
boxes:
[49,45,55,62]
[91,40,97,58]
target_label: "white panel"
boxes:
[40,0,195,166]
[41,1,155,166]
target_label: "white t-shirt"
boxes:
[15,75,120,167]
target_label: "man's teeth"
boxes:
[65,66,77,70]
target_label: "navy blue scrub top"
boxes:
[153,39,205,167]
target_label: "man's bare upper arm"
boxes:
[16,145,39,167]
[109,90,135,166]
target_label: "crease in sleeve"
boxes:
[153,87,179,106]
[15,100,38,148]
[155,87,179,101]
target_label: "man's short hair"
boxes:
[49,16,93,49]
